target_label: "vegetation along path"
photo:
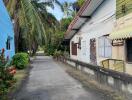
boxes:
[13,56,110,100]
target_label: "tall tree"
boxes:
[5,0,62,54]
[62,2,73,18]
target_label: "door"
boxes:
[126,39,132,62]
[90,38,97,65]
[71,42,77,56]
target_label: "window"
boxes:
[98,36,112,58]
[121,4,126,14]
[82,41,86,56]
[71,41,77,55]
[6,38,10,50]
[126,39,132,62]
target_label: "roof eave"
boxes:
[64,0,104,40]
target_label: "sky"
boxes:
[42,0,76,20]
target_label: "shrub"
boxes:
[0,48,16,98]
[53,50,62,59]
[12,53,29,69]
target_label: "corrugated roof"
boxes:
[109,25,132,40]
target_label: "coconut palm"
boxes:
[5,0,62,54]
[62,2,73,18]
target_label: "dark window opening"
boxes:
[126,38,132,62]
[6,38,10,50]
[121,4,126,14]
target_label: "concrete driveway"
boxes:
[13,56,107,100]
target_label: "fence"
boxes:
[58,56,132,95]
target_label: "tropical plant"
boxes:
[0,49,16,99]
[5,0,62,55]
[12,53,29,69]
[72,0,85,12]
[60,18,73,31]
[44,17,72,55]
[62,2,73,18]
[77,0,85,7]
[53,50,62,59]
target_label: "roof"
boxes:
[109,25,132,40]
[64,0,104,40]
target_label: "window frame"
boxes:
[98,36,112,58]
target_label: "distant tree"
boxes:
[5,0,62,55]
[60,18,73,31]
[77,0,85,7]
[72,0,85,12]
[62,2,73,18]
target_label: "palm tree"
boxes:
[62,2,73,18]
[5,0,62,54]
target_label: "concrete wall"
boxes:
[70,0,116,64]
[0,0,15,58]
[60,57,132,95]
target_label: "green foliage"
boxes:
[77,0,85,7]
[0,49,15,99]
[72,0,85,12]
[6,0,63,54]
[62,2,73,18]
[53,50,62,58]
[44,17,72,56]
[12,53,29,69]
[60,18,73,31]
[44,45,56,56]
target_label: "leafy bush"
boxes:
[53,50,62,59]
[0,48,16,99]
[12,53,29,69]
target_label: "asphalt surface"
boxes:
[13,56,108,100]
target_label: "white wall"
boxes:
[70,0,116,64]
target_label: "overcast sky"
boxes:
[41,0,76,20]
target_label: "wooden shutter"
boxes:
[71,42,77,55]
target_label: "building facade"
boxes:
[65,0,116,68]
[0,0,15,58]
[65,0,132,75]
[110,0,132,75]
[70,0,116,64]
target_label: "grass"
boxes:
[0,68,28,100]
[14,70,27,82]
[7,67,30,99]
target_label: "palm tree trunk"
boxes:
[14,13,20,52]
[13,0,20,52]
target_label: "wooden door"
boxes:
[90,38,97,65]
[71,42,77,55]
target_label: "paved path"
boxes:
[13,56,106,100]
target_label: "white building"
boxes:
[65,0,118,71]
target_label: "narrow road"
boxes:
[13,56,106,100]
